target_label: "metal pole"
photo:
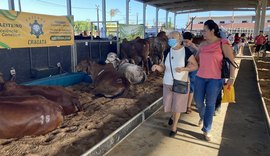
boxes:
[136,12,138,24]
[66,0,76,72]
[143,3,147,38]
[96,5,100,36]
[18,0,21,12]
[260,0,267,32]
[66,0,72,17]
[254,2,261,36]
[8,0,15,10]
[156,7,159,35]
[174,13,176,30]
[126,0,130,24]
[165,10,169,28]
[190,17,195,31]
[102,0,107,38]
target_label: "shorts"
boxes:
[255,44,262,52]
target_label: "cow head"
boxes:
[105,52,120,68]
[76,60,90,73]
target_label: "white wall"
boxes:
[193,15,270,24]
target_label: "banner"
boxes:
[119,24,144,41]
[0,9,74,49]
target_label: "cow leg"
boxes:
[73,98,82,112]
[143,58,149,75]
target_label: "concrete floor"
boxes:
[106,47,270,156]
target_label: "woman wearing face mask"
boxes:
[152,31,198,137]
[194,20,235,141]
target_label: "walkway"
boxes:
[105,46,270,156]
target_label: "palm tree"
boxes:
[109,9,119,21]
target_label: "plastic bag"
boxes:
[222,85,236,103]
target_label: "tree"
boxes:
[109,9,119,21]
[74,20,91,35]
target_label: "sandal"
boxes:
[186,107,192,114]
[169,129,178,137]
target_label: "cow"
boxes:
[147,31,169,66]
[105,52,121,68]
[0,96,63,139]
[120,38,150,74]
[0,72,4,91]
[192,36,205,45]
[76,60,129,98]
[105,52,147,85]
[0,81,82,116]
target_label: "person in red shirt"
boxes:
[255,31,266,55]
[233,33,240,55]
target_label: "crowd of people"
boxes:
[152,19,237,142]
[77,22,268,142]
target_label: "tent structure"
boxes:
[135,0,266,13]
[135,0,270,35]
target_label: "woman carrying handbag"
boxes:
[194,20,236,141]
[152,31,198,137]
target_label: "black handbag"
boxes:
[172,79,188,94]
[220,42,239,78]
[169,51,189,94]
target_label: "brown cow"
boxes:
[192,36,205,45]
[0,72,4,91]
[148,31,169,66]
[0,81,81,115]
[120,38,150,74]
[77,60,129,98]
[0,96,63,139]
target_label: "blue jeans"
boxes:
[189,70,198,93]
[194,76,223,133]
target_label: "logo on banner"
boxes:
[29,20,44,38]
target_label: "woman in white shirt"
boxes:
[152,31,198,137]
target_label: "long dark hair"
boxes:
[204,20,221,38]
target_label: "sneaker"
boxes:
[198,119,203,127]
[203,132,212,142]
[214,107,221,116]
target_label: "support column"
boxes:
[18,0,22,12]
[143,3,147,26]
[8,0,15,10]
[66,0,76,72]
[254,2,261,36]
[156,7,159,35]
[260,0,267,32]
[165,10,169,28]
[67,0,72,17]
[174,13,177,30]
[143,3,147,38]
[126,0,130,24]
[102,0,107,38]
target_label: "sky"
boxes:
[0,0,269,29]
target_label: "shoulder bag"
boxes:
[220,42,239,78]
[169,50,189,94]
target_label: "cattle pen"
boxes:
[1,0,270,156]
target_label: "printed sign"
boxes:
[0,9,74,49]
[119,24,144,41]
